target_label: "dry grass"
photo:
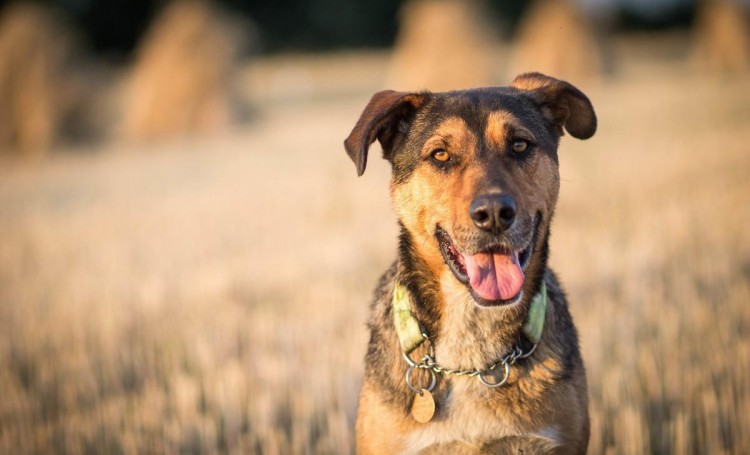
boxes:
[0,3,79,156]
[0,51,749,454]
[387,0,498,90]
[120,0,248,140]
[512,0,604,82]
[555,70,750,454]
[692,0,750,73]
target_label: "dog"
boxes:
[344,73,596,454]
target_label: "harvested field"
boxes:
[0,43,749,453]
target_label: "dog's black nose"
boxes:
[470,193,516,233]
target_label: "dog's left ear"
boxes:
[344,90,427,176]
[512,72,596,139]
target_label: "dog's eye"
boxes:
[511,140,529,154]
[431,149,450,162]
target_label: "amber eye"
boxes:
[431,149,450,162]
[511,139,529,154]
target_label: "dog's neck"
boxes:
[396,227,547,372]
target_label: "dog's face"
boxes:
[345,73,596,307]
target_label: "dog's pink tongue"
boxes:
[463,251,524,301]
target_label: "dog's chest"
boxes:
[395,275,561,453]
[402,381,546,454]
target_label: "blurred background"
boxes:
[0,0,748,453]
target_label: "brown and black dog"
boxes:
[344,73,596,454]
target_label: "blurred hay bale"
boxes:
[387,0,497,91]
[0,3,79,156]
[692,0,750,73]
[120,0,248,140]
[511,0,603,83]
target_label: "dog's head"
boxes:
[345,73,596,307]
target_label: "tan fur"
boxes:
[357,382,412,453]
[349,75,595,454]
[484,111,514,148]
[364,116,579,453]
[391,116,479,277]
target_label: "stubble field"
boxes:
[1,51,749,453]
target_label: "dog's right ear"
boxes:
[344,90,427,176]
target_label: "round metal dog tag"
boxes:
[411,389,436,423]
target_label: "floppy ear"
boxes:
[511,72,596,139]
[344,90,427,176]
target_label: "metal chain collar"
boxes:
[403,332,538,392]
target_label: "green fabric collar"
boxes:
[392,280,548,354]
[523,280,547,344]
[392,282,427,353]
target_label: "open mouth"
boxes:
[436,217,540,307]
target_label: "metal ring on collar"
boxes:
[401,333,433,368]
[477,361,511,388]
[406,365,437,394]
[518,343,538,360]
[402,351,418,368]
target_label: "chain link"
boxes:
[403,336,538,388]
